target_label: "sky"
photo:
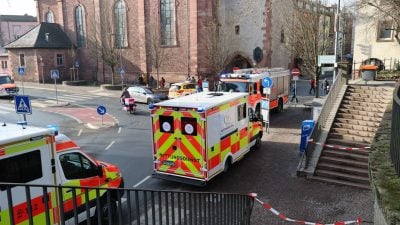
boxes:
[0,0,37,16]
[0,0,353,17]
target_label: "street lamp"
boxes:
[39,56,44,84]
[333,0,341,82]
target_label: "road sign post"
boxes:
[18,67,26,94]
[119,67,125,89]
[50,70,60,104]
[97,105,107,125]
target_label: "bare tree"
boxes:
[146,22,166,89]
[87,0,122,85]
[278,3,334,98]
[358,0,400,44]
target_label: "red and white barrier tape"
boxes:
[307,139,370,150]
[249,193,362,225]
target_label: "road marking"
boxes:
[105,140,115,150]
[118,127,122,134]
[133,176,151,188]
[77,129,83,136]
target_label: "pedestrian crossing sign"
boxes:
[50,70,59,79]
[14,95,32,114]
[18,67,25,76]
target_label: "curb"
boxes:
[86,122,116,130]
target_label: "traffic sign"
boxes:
[74,61,79,68]
[119,67,125,74]
[18,67,25,76]
[97,105,107,115]
[291,68,300,76]
[14,95,32,114]
[50,70,59,79]
[262,77,273,88]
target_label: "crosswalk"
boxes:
[0,105,15,115]
[45,93,100,103]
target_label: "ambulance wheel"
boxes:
[251,134,262,150]
[94,196,117,224]
[223,157,232,173]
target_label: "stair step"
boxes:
[334,118,380,127]
[348,85,394,92]
[330,128,376,138]
[337,108,384,118]
[341,100,387,108]
[340,104,386,113]
[317,162,369,176]
[336,113,383,122]
[319,156,369,169]
[309,176,371,189]
[328,133,372,143]
[314,169,370,184]
[343,96,392,104]
[322,149,369,162]
[333,123,378,132]
[325,138,371,149]
[345,92,393,100]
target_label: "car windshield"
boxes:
[0,76,12,85]
[218,81,249,92]
[143,88,153,94]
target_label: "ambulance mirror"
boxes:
[97,164,104,178]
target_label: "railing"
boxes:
[302,70,346,169]
[0,182,254,225]
[390,83,400,176]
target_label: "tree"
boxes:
[146,22,166,89]
[87,0,122,85]
[358,0,400,44]
[277,3,334,98]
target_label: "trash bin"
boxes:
[360,65,378,81]
[299,120,315,153]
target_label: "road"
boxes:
[0,79,373,224]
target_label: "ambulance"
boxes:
[150,92,263,185]
[218,67,290,113]
[0,123,124,225]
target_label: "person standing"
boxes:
[149,75,154,88]
[322,78,330,94]
[309,78,316,95]
[160,77,165,89]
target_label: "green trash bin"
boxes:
[360,65,377,81]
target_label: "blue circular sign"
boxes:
[262,77,273,88]
[97,105,107,115]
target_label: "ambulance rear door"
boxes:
[153,109,206,179]
[0,136,55,225]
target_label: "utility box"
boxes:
[360,65,378,81]
[300,120,315,153]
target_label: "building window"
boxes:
[235,25,240,35]
[75,5,87,47]
[160,0,176,46]
[46,11,54,23]
[114,0,128,48]
[280,28,285,43]
[1,61,7,69]
[377,20,393,40]
[56,54,64,66]
[19,54,25,67]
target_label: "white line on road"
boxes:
[133,176,151,188]
[105,141,115,150]
[77,129,83,136]
[118,127,122,134]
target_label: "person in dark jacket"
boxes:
[120,87,131,105]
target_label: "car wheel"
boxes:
[147,98,154,105]
[251,133,262,150]
[223,157,232,173]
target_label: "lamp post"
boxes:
[333,0,341,82]
[39,56,44,84]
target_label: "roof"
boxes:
[0,14,37,22]
[154,92,248,110]
[0,123,53,145]
[4,22,74,49]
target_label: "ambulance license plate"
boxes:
[162,160,175,166]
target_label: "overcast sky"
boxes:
[0,0,353,17]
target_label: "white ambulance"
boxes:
[0,123,124,225]
[150,92,263,185]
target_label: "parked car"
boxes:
[168,82,197,99]
[0,74,19,97]
[127,86,168,104]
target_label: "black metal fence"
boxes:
[0,182,254,225]
[390,83,400,176]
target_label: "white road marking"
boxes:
[105,140,115,150]
[133,176,151,188]
[118,127,122,134]
[77,129,83,136]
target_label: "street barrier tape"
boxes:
[249,193,362,225]
[307,139,370,150]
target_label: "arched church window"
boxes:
[45,11,54,23]
[114,0,128,47]
[75,5,87,47]
[160,0,176,46]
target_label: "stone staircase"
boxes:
[312,85,394,189]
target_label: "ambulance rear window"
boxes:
[0,150,42,190]
[181,117,197,136]
[159,115,174,133]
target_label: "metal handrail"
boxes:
[0,182,254,225]
[390,82,400,176]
